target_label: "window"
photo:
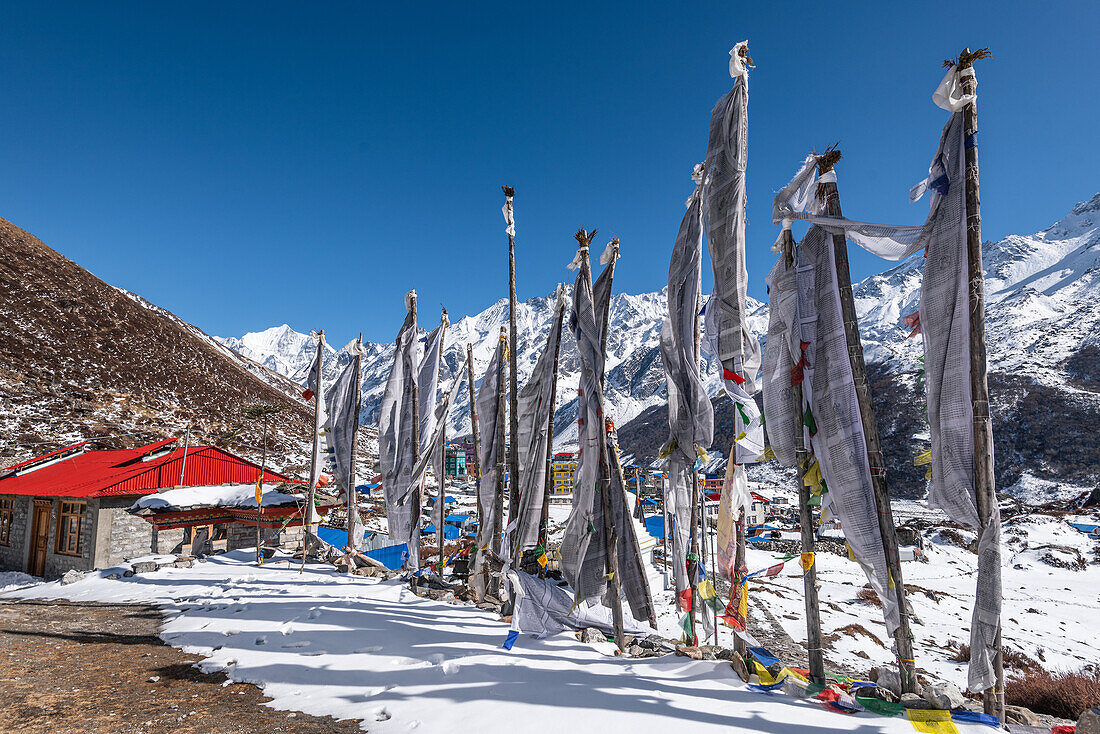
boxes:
[55,501,85,556]
[0,499,12,546]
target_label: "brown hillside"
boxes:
[0,217,311,470]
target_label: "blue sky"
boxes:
[0,2,1096,347]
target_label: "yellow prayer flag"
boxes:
[799,552,815,571]
[255,478,263,506]
[698,579,717,600]
[914,449,933,466]
[537,553,548,568]
[802,460,823,493]
[905,709,959,734]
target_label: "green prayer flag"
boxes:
[855,695,905,717]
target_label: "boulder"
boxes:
[1077,706,1100,734]
[104,573,121,581]
[122,569,135,578]
[675,645,704,660]
[130,561,157,574]
[60,569,84,585]
[869,666,904,696]
[861,685,899,703]
[900,693,934,710]
[173,558,194,568]
[637,636,676,654]
[729,654,750,682]
[1005,705,1042,726]
[922,681,967,711]
[579,628,607,644]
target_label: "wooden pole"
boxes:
[347,339,364,554]
[816,154,917,693]
[408,294,421,567]
[504,186,520,526]
[539,294,566,577]
[301,330,325,574]
[490,326,507,598]
[436,310,449,571]
[783,228,826,684]
[955,47,1003,720]
[686,290,701,644]
[257,415,267,565]
[575,232,625,652]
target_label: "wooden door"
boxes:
[28,502,50,577]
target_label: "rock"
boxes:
[766,662,785,678]
[1078,706,1100,734]
[901,693,934,710]
[922,681,967,711]
[729,654,750,682]
[148,676,160,683]
[675,645,704,660]
[60,569,84,585]
[627,645,647,658]
[104,573,121,581]
[869,666,904,697]
[714,648,737,661]
[131,561,157,574]
[637,635,676,654]
[122,569,135,577]
[579,628,607,644]
[173,558,194,568]
[335,561,353,574]
[1005,705,1042,726]
[701,649,718,661]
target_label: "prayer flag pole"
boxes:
[539,293,566,577]
[816,151,918,693]
[490,326,508,598]
[435,309,450,570]
[954,46,1003,721]
[575,229,626,652]
[300,330,325,574]
[686,291,702,644]
[781,228,826,684]
[504,186,520,524]
[466,342,481,527]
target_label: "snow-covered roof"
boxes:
[130,483,301,513]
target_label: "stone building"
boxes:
[0,438,295,579]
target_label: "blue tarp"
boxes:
[747,536,771,544]
[644,515,665,540]
[1069,522,1099,534]
[316,526,409,569]
[422,524,460,539]
[364,543,409,569]
[640,497,659,506]
[444,496,457,503]
[445,513,471,523]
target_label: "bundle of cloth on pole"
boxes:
[560,241,655,627]
[659,165,713,605]
[379,293,421,568]
[328,338,366,548]
[700,40,763,579]
[471,332,507,599]
[511,286,567,558]
[767,63,1000,692]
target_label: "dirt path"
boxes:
[0,599,362,733]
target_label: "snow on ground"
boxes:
[1002,473,1093,506]
[0,571,39,592]
[11,550,996,733]
[728,508,1100,690]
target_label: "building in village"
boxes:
[550,452,576,503]
[0,438,301,579]
[444,444,467,478]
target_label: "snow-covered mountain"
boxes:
[218,194,1100,500]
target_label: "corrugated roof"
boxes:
[0,440,296,498]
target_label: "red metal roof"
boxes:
[1,441,89,476]
[0,439,297,499]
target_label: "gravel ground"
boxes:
[0,599,362,733]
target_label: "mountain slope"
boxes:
[221,194,1100,502]
[0,217,312,469]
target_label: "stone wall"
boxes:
[99,497,184,565]
[0,495,30,573]
[226,521,304,553]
